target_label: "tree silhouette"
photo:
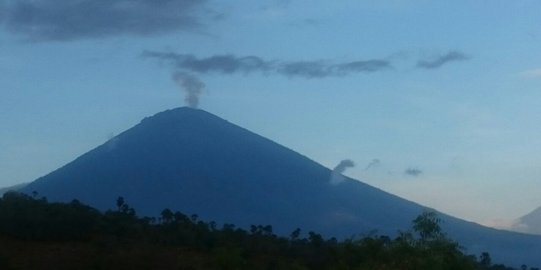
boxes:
[413,210,444,241]
[0,193,532,270]
[480,252,492,269]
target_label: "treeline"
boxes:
[0,191,535,270]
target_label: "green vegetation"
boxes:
[0,191,535,270]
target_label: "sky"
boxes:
[1,0,541,229]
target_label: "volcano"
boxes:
[21,107,541,267]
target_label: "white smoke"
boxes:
[330,159,355,185]
[172,72,205,108]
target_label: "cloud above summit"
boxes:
[142,52,273,75]
[142,51,393,79]
[0,0,210,41]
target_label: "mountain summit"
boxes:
[21,107,541,266]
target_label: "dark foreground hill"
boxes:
[0,192,508,270]
[21,107,541,267]
[0,183,27,196]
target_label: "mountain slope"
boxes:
[23,107,417,235]
[512,207,541,235]
[21,107,541,267]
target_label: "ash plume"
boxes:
[172,72,205,108]
[330,159,355,185]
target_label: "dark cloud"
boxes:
[142,51,392,79]
[336,60,392,73]
[404,167,422,177]
[1,0,208,41]
[142,51,271,74]
[416,51,470,69]
[278,61,332,78]
[279,59,391,78]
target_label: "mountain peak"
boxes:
[22,106,333,223]
[151,106,208,116]
[139,106,219,125]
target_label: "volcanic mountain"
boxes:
[21,107,541,266]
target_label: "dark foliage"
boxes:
[0,192,101,240]
[0,192,533,270]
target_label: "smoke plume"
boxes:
[363,158,381,171]
[330,159,355,185]
[172,72,205,108]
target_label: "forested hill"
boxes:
[0,191,534,270]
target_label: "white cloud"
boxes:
[520,68,541,79]
[483,218,518,230]
[483,218,538,235]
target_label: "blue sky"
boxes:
[1,0,541,228]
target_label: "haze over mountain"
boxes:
[511,207,541,235]
[21,107,541,267]
[0,183,27,196]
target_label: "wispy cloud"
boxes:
[404,167,422,177]
[143,51,392,107]
[142,52,272,75]
[417,51,470,69]
[142,51,392,79]
[520,68,541,79]
[142,49,469,106]
[1,0,210,42]
[363,159,381,171]
[287,18,323,28]
[260,0,292,11]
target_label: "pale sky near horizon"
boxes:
[1,0,541,229]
